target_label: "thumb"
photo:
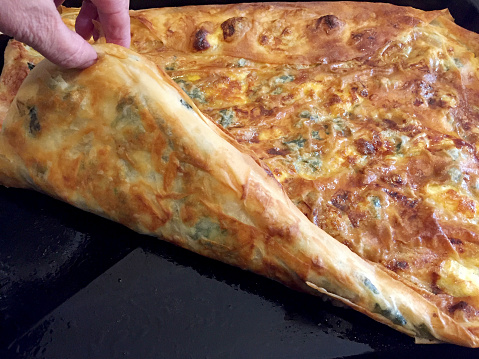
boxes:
[32,20,98,69]
[0,0,98,69]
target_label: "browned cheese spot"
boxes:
[448,301,469,314]
[350,29,378,51]
[383,189,418,208]
[267,147,290,156]
[331,189,351,212]
[221,17,251,42]
[311,15,343,34]
[382,173,405,187]
[193,28,211,51]
[355,138,376,155]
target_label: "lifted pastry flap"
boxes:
[0,44,477,346]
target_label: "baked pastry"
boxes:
[2,2,479,347]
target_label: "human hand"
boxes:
[0,0,130,69]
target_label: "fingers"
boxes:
[38,19,98,69]
[75,0,98,41]
[91,0,130,48]
[0,0,130,69]
[0,0,97,68]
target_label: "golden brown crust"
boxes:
[0,3,453,125]
[127,3,479,338]
[128,2,449,65]
[124,2,449,64]
[1,44,478,347]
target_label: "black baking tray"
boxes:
[2,1,479,358]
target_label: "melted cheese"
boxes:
[165,22,479,323]
[438,259,479,297]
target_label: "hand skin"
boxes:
[0,0,130,68]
